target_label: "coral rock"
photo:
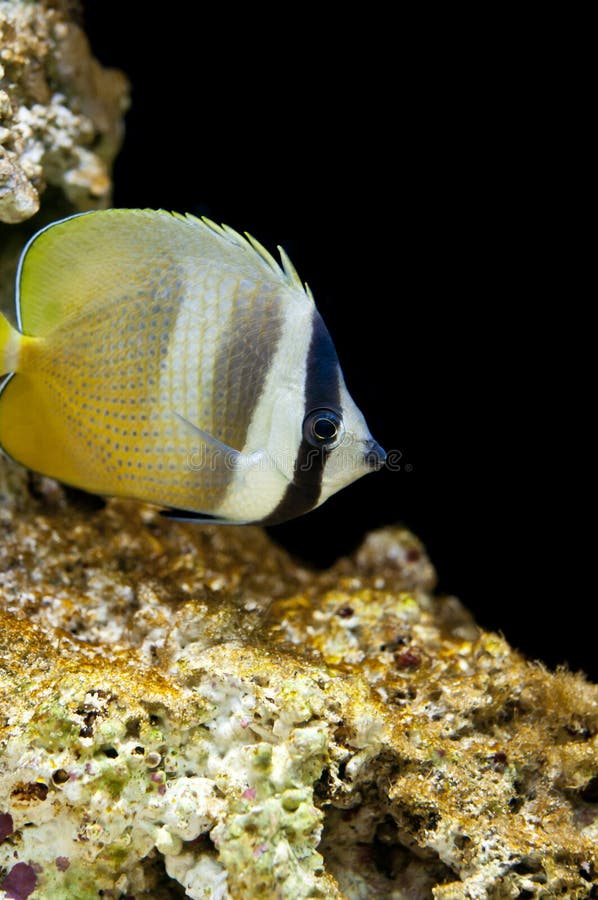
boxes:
[0,0,128,224]
[0,457,597,898]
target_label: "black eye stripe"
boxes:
[261,311,341,525]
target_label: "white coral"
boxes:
[0,0,127,223]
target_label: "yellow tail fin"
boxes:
[0,313,21,375]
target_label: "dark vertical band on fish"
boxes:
[261,311,341,525]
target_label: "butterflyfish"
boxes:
[0,209,385,524]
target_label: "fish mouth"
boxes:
[364,440,387,471]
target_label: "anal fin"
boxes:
[159,507,250,525]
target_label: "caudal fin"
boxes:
[0,314,21,374]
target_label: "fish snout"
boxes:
[364,440,387,471]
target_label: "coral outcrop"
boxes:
[0,0,128,316]
[1,459,597,899]
[0,0,127,224]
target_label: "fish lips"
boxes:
[364,440,387,471]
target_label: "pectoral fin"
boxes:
[171,410,270,522]
[172,410,241,470]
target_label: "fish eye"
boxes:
[303,408,345,450]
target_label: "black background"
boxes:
[82,9,592,679]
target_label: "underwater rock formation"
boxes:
[0,0,127,224]
[1,5,597,896]
[1,457,597,899]
[0,0,128,317]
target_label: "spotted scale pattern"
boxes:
[1,211,287,514]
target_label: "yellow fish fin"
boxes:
[16,209,313,337]
[185,213,313,300]
[277,245,304,291]
[0,373,94,488]
[16,210,175,335]
[0,313,22,374]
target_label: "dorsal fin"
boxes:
[15,209,313,337]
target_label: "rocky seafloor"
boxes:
[1,458,597,899]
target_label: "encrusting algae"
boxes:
[1,465,597,899]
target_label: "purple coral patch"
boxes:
[55,856,70,871]
[1,861,38,899]
[0,812,14,842]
